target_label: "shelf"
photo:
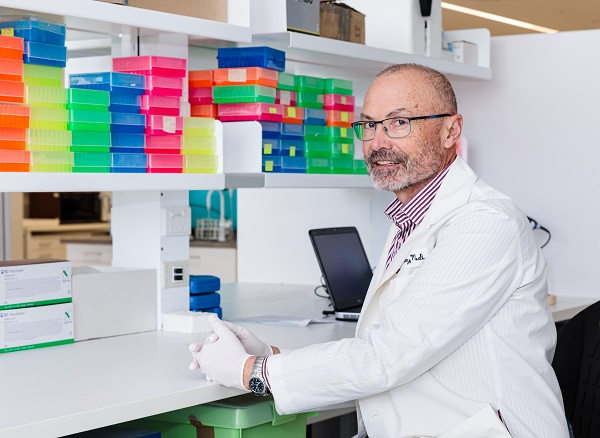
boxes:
[0,172,225,192]
[0,0,252,44]
[248,32,491,81]
[226,172,372,189]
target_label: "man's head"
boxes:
[358,64,463,201]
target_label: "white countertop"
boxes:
[0,283,593,437]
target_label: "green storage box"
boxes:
[326,126,354,143]
[277,72,296,91]
[67,88,110,111]
[72,166,110,173]
[213,85,276,104]
[294,75,324,93]
[332,141,354,158]
[324,78,353,96]
[307,157,332,174]
[68,110,111,131]
[303,125,327,141]
[331,157,354,174]
[353,158,368,174]
[296,92,323,109]
[74,152,112,167]
[120,394,314,438]
[304,140,331,158]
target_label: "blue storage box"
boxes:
[281,156,307,173]
[64,425,160,437]
[281,123,304,140]
[111,132,145,148]
[262,138,282,156]
[259,121,281,139]
[110,112,146,133]
[197,306,223,319]
[190,292,221,311]
[190,275,221,295]
[109,93,142,113]
[303,108,327,125]
[112,153,147,168]
[262,155,282,173]
[111,167,146,173]
[70,72,146,94]
[217,46,285,72]
[23,41,67,67]
[282,139,304,157]
[0,17,66,45]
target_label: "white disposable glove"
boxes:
[196,315,251,390]
[220,320,273,356]
[188,334,214,371]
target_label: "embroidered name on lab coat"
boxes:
[403,248,428,268]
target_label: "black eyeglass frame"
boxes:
[351,113,452,140]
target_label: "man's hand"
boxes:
[220,320,274,356]
[196,315,251,390]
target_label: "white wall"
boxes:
[452,30,600,298]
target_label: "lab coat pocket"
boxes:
[438,405,511,438]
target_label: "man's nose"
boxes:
[369,125,393,151]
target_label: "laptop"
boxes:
[309,227,373,321]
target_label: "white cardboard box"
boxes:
[162,310,213,333]
[0,259,71,310]
[72,266,157,341]
[452,40,479,65]
[0,302,74,353]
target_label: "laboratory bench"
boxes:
[0,283,594,438]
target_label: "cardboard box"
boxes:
[127,0,227,22]
[0,259,71,310]
[320,1,365,44]
[286,0,320,36]
[72,266,157,341]
[0,302,74,353]
[452,41,478,66]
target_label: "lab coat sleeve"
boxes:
[267,206,527,414]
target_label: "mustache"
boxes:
[366,149,408,166]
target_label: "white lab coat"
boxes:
[267,156,569,438]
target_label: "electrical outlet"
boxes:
[162,260,189,289]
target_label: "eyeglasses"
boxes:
[351,114,452,141]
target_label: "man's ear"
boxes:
[444,114,463,150]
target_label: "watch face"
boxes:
[249,377,265,395]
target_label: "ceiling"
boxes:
[442,0,600,36]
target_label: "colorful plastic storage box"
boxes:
[296,91,323,109]
[281,156,307,173]
[324,78,353,95]
[140,95,180,116]
[0,17,66,45]
[147,153,183,173]
[189,87,212,105]
[323,94,355,111]
[0,127,26,150]
[259,121,281,139]
[190,292,220,311]
[67,88,110,111]
[23,64,62,87]
[23,41,67,67]
[71,131,111,153]
[183,117,215,137]
[281,139,304,157]
[213,67,278,88]
[281,123,304,139]
[110,132,145,154]
[145,134,181,154]
[109,93,141,113]
[69,72,146,94]
[304,140,331,158]
[217,46,285,72]
[183,154,218,173]
[218,103,283,122]
[110,112,146,133]
[145,75,183,97]
[0,103,29,128]
[282,106,303,124]
[326,126,354,143]
[277,72,296,91]
[30,150,73,164]
[113,56,187,78]
[74,151,111,167]
[0,79,25,103]
[0,58,23,81]
[145,115,183,135]
[26,85,67,109]
[30,107,66,130]
[262,155,282,173]
[276,89,296,106]
[213,85,276,104]
[111,152,147,169]
[262,138,282,156]
[354,158,368,174]
[294,75,325,93]
[0,34,24,60]
[68,110,111,131]
[0,149,29,172]
[331,156,355,174]
[332,141,355,157]
[303,108,327,125]
[326,110,353,127]
[27,129,71,151]
[191,104,218,119]
[189,69,213,88]
[190,275,221,294]
[181,135,215,154]
[307,157,332,174]
[304,124,327,140]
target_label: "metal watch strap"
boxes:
[249,356,270,396]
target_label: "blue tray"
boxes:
[281,156,307,173]
[112,153,147,168]
[303,108,327,126]
[262,155,282,173]
[0,17,66,45]
[190,275,221,294]
[190,292,221,311]
[282,139,305,157]
[217,46,285,72]
[111,132,145,148]
[70,72,146,95]
[109,93,142,113]
[259,121,281,139]
[110,146,145,154]
[23,41,67,67]
[110,167,147,173]
[110,112,146,133]
[281,123,304,140]
[262,138,282,156]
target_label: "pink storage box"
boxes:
[147,153,183,173]
[218,103,283,122]
[323,94,355,111]
[145,75,183,97]
[113,56,187,78]
[141,95,181,116]
[145,134,182,154]
[145,115,183,135]
[276,89,296,106]
[189,87,213,105]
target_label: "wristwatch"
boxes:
[248,356,270,396]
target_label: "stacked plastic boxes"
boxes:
[182,117,218,173]
[189,69,216,118]
[113,56,186,173]
[0,34,29,172]
[69,71,147,173]
[0,16,70,172]
[189,275,222,318]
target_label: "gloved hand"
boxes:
[220,320,273,356]
[188,334,215,371]
[197,315,251,390]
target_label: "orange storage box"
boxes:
[0,58,23,82]
[0,127,26,150]
[0,34,24,60]
[282,106,304,124]
[326,110,353,127]
[0,103,29,128]
[213,67,278,88]
[191,104,218,119]
[189,69,214,88]
[0,149,30,172]
[0,79,25,103]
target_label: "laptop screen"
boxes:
[309,227,373,311]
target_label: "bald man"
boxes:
[190,64,569,438]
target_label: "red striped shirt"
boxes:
[384,159,454,268]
